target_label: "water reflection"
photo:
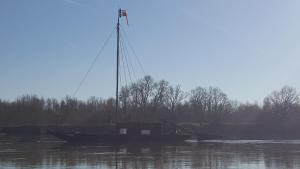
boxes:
[1,135,300,169]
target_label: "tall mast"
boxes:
[115,9,121,123]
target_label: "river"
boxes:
[1,135,300,169]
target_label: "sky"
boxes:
[1,0,300,103]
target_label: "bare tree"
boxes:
[189,86,231,124]
[138,75,154,110]
[190,87,208,113]
[166,85,187,113]
[130,82,142,110]
[152,80,169,109]
[263,86,299,117]
[207,87,231,124]
[119,86,130,113]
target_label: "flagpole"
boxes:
[115,8,120,123]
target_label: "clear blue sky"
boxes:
[1,0,300,103]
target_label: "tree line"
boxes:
[0,75,300,127]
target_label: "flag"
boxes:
[119,9,128,25]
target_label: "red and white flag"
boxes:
[119,9,128,25]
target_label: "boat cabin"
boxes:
[116,123,163,136]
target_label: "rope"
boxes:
[120,35,138,81]
[120,35,134,84]
[72,27,116,97]
[120,26,147,75]
[120,45,128,87]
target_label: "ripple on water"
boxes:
[198,140,300,144]
[0,136,300,169]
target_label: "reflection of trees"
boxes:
[190,142,300,169]
[263,144,300,169]
[1,137,300,169]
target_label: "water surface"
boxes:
[1,135,300,169]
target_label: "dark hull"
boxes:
[48,130,191,144]
[1,126,45,136]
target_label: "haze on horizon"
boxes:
[1,0,300,103]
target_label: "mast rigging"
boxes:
[115,8,128,122]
